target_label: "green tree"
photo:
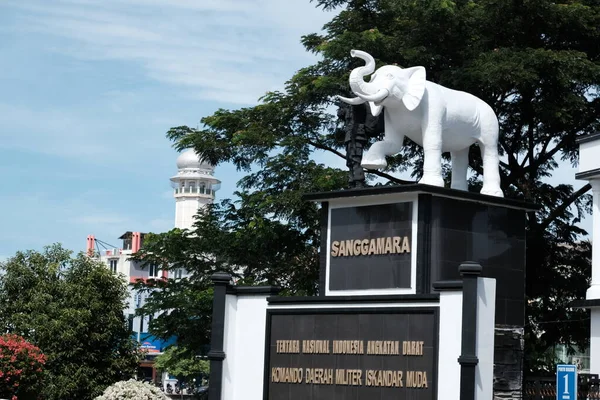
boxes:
[0,244,142,400]
[154,346,209,387]
[131,197,336,352]
[136,0,600,373]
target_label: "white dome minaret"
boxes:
[170,149,221,230]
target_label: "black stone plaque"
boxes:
[264,308,438,400]
[426,195,527,325]
[328,202,413,291]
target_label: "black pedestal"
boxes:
[305,184,538,399]
[305,184,536,326]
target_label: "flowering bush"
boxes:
[0,334,45,400]
[95,379,169,400]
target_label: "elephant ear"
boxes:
[402,66,426,111]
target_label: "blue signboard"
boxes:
[131,332,177,354]
[556,364,577,400]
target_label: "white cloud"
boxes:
[71,214,173,235]
[0,186,176,253]
[146,218,174,233]
[3,0,335,105]
[161,190,174,199]
[0,0,341,256]
[72,215,131,225]
[0,0,336,164]
[0,103,112,160]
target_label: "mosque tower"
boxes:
[170,149,221,230]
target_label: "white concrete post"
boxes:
[575,132,600,374]
[586,180,600,374]
[587,179,600,300]
[590,309,600,374]
[475,277,496,400]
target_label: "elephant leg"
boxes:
[361,138,403,169]
[451,148,469,191]
[361,110,404,170]
[478,139,503,197]
[419,125,444,187]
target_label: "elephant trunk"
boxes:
[348,50,377,95]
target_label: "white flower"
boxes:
[95,379,170,400]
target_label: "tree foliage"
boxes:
[0,244,142,400]
[154,346,209,385]
[131,199,331,351]
[137,0,599,373]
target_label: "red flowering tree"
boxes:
[0,334,45,400]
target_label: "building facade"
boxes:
[86,149,219,383]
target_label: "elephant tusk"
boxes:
[356,88,389,103]
[369,102,383,116]
[337,95,366,105]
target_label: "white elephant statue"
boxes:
[338,50,503,197]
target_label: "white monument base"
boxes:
[215,278,496,400]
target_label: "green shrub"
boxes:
[0,334,46,400]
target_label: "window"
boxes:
[555,344,590,373]
[139,316,144,334]
[149,264,160,278]
[175,269,183,279]
[127,314,134,332]
[109,259,118,273]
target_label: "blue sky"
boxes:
[0,0,590,260]
[0,0,339,258]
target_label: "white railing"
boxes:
[174,187,216,196]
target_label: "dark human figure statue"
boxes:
[337,102,384,188]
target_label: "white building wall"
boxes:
[222,294,238,400]
[590,309,600,374]
[438,291,463,400]
[475,278,496,400]
[579,140,600,175]
[98,251,162,344]
[175,197,210,230]
[222,294,270,400]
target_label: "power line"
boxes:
[528,317,591,325]
[94,238,119,250]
